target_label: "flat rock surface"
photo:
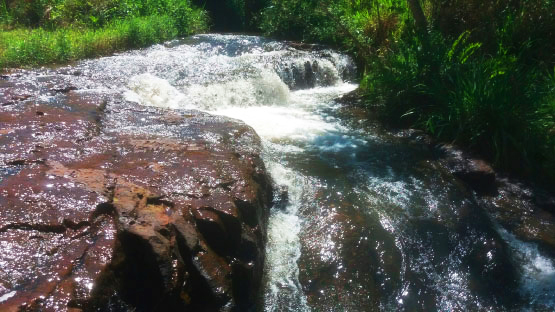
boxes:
[0,73,271,311]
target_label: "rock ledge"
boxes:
[1,79,271,311]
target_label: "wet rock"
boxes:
[437,144,497,195]
[288,61,318,90]
[286,42,323,51]
[0,78,272,311]
[535,191,555,214]
[401,128,436,146]
[0,79,36,107]
[0,89,117,311]
[37,75,77,94]
[335,88,366,107]
[476,179,555,258]
[454,159,496,193]
[298,199,402,311]
[0,217,116,311]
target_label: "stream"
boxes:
[5,34,555,311]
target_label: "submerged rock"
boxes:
[0,81,271,311]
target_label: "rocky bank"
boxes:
[0,72,272,311]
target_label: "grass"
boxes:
[0,2,208,70]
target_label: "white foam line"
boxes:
[262,162,310,312]
[497,227,555,309]
[0,291,16,303]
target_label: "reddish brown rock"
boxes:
[0,216,116,312]
[0,76,271,311]
[477,180,555,258]
[437,144,497,195]
[298,201,402,311]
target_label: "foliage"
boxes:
[370,1,555,180]
[1,0,208,30]
[259,0,339,42]
[0,15,177,68]
[0,0,208,69]
[191,0,268,31]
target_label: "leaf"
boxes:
[401,109,415,118]
[448,31,470,61]
[460,42,482,64]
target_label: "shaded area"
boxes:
[193,0,267,31]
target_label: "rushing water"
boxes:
[21,34,554,311]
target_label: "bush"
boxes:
[192,0,268,31]
[0,0,208,32]
[361,4,555,181]
[0,0,208,69]
[259,0,339,42]
[0,15,188,69]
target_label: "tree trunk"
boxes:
[406,0,428,33]
[406,0,437,75]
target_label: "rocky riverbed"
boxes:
[1,34,554,311]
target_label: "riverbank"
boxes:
[0,0,207,70]
[258,0,555,187]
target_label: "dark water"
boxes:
[3,34,554,311]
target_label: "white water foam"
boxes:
[184,71,290,110]
[215,106,333,142]
[209,84,356,142]
[263,162,311,312]
[125,73,187,109]
[125,71,289,110]
[0,291,16,303]
[497,227,555,309]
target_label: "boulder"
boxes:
[436,144,497,195]
[0,78,271,311]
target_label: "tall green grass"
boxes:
[363,4,555,182]
[1,16,169,68]
[0,0,208,70]
[368,30,555,176]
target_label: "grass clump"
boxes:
[360,1,555,182]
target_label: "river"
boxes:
[7,34,555,311]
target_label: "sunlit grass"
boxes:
[0,12,207,70]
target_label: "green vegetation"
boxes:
[0,0,208,69]
[259,0,555,184]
